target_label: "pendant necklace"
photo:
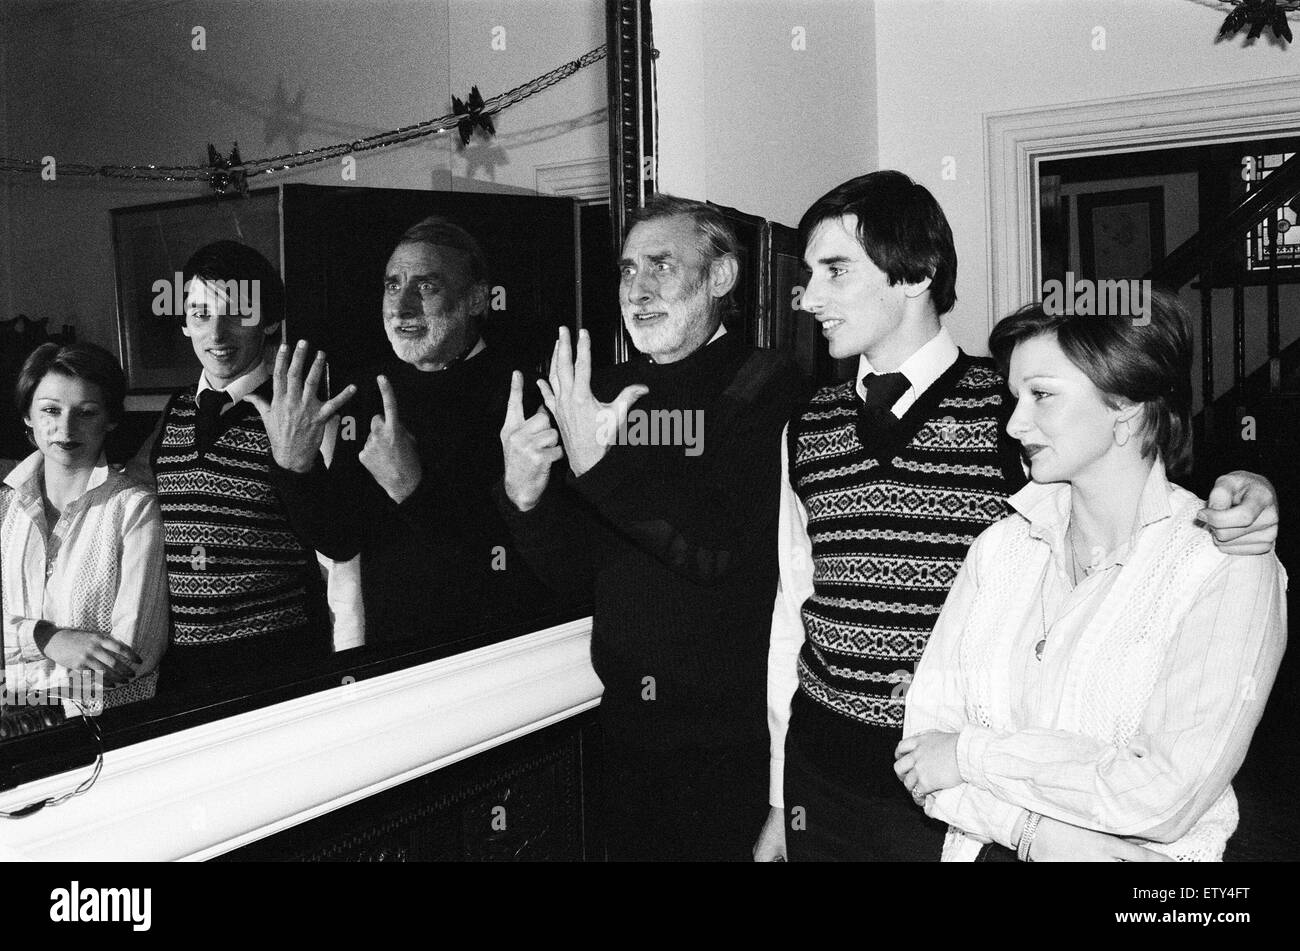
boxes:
[1036,521,1083,663]
[1034,556,1051,663]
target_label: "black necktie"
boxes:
[196,388,233,454]
[856,371,910,450]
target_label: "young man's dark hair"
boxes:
[181,240,285,329]
[798,170,958,316]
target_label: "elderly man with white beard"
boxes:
[497,194,809,861]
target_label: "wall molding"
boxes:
[984,75,1300,329]
[534,156,608,202]
[0,618,600,861]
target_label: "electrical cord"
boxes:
[0,694,105,820]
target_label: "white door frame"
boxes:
[983,75,1300,329]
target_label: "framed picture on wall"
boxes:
[1077,186,1165,280]
[112,189,282,392]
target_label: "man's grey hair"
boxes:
[397,215,490,293]
[627,193,741,324]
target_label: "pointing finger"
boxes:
[376,375,399,427]
[504,370,526,431]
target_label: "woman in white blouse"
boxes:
[895,291,1286,861]
[2,343,168,712]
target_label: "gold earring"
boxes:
[1114,417,1132,447]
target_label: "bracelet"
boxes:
[1017,811,1043,863]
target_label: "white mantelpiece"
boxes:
[0,618,599,861]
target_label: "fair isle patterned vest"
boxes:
[789,353,1022,731]
[153,387,315,645]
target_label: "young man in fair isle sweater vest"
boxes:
[131,242,329,697]
[754,171,1281,862]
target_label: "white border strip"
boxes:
[0,617,599,861]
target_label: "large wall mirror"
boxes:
[0,0,655,790]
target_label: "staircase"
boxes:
[1148,151,1300,861]
[1148,150,1300,495]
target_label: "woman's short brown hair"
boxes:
[16,341,128,425]
[988,287,1194,477]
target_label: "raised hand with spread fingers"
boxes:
[536,326,648,477]
[247,340,357,474]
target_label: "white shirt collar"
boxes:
[196,346,274,406]
[854,325,959,404]
[4,450,113,504]
[1010,456,1175,568]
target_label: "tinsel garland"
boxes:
[0,45,606,196]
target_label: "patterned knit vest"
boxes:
[154,388,315,646]
[789,354,1021,737]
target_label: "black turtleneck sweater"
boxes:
[497,331,809,750]
[272,345,548,645]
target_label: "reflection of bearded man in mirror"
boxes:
[257,216,547,646]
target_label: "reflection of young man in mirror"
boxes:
[498,195,809,861]
[129,241,330,695]
[256,216,545,645]
[754,171,1281,863]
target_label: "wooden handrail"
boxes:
[1148,151,1300,290]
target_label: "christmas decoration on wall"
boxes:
[451,86,496,148]
[206,143,249,197]
[1214,0,1299,42]
[0,45,605,194]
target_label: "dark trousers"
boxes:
[158,626,326,698]
[783,738,948,862]
[600,736,769,862]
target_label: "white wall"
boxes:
[0,0,605,353]
[874,0,1297,355]
[656,0,877,228]
[0,4,10,326]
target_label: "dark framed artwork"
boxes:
[1077,186,1166,281]
[111,189,282,392]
